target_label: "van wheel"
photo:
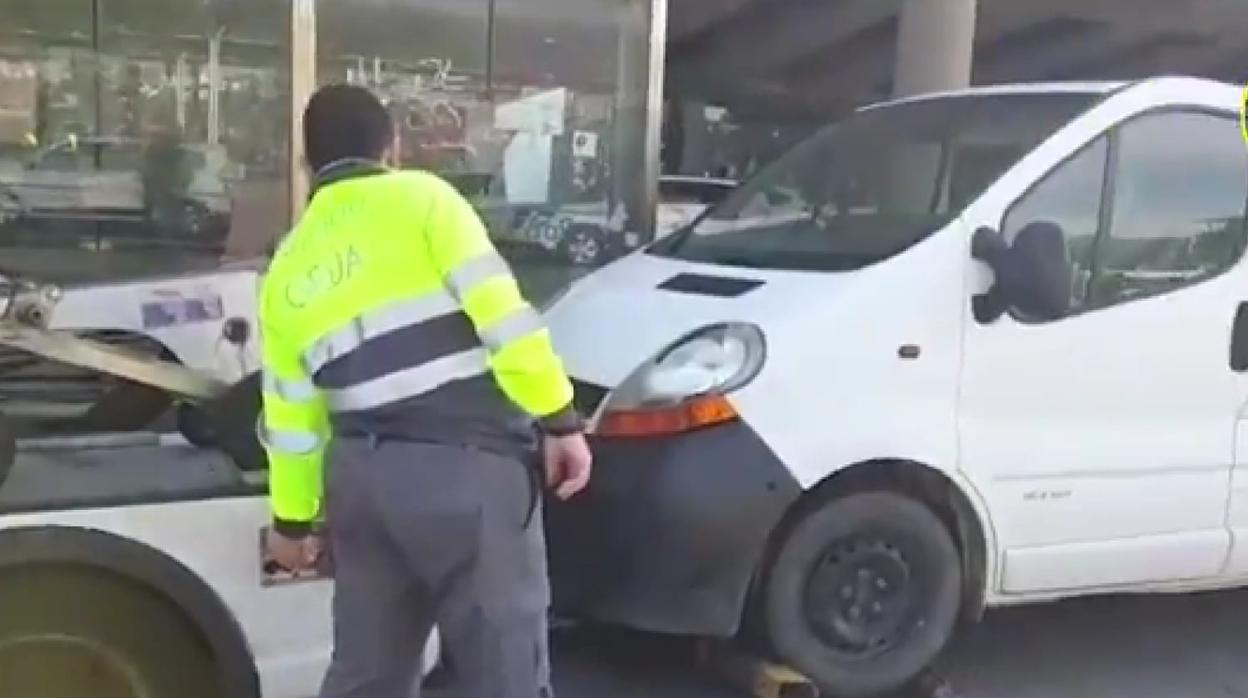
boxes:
[763,492,962,697]
[0,567,223,698]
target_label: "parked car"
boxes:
[542,76,1248,697]
[450,173,737,266]
[0,136,234,245]
[652,174,738,235]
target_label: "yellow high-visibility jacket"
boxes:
[258,161,580,534]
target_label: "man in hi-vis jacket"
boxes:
[260,84,592,698]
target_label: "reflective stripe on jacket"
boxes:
[258,162,579,528]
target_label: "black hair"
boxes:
[302,84,394,172]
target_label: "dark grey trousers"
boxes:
[318,438,552,698]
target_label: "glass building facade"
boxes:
[0,0,665,302]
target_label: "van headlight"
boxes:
[596,322,766,438]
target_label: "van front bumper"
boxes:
[544,418,801,637]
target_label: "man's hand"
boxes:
[543,432,593,500]
[265,527,321,572]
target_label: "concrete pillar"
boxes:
[893,0,978,98]
[888,0,976,211]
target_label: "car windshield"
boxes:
[650,92,1102,272]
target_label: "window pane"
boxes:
[1094,112,1248,306]
[1003,137,1108,309]
[657,180,700,204]
[318,0,655,304]
[39,147,87,172]
[0,0,291,445]
[0,0,291,283]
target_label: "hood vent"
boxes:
[656,273,764,298]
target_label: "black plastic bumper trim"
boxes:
[545,419,801,636]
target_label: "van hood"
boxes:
[544,252,848,387]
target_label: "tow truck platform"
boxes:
[0,434,960,698]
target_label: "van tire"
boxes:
[763,492,962,697]
[0,566,223,698]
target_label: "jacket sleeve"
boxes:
[257,286,332,537]
[422,177,583,434]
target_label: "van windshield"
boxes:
[650,92,1102,272]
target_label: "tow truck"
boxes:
[0,265,439,698]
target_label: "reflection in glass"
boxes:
[1092,112,1248,306]
[1004,137,1108,308]
[317,0,654,304]
[652,93,1098,273]
[0,0,290,283]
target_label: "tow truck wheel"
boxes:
[0,566,222,698]
[763,491,962,697]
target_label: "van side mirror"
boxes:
[972,222,1072,324]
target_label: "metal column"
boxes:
[90,0,103,145]
[175,54,189,131]
[893,0,978,98]
[641,0,668,238]
[612,0,667,242]
[290,0,317,219]
[207,28,224,145]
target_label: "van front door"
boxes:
[960,108,1248,594]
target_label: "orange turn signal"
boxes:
[595,394,739,438]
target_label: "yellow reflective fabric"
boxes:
[258,316,330,523]
[259,173,433,525]
[258,170,575,526]
[424,181,574,419]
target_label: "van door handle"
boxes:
[1231,302,1248,372]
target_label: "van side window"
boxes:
[1003,137,1108,309]
[1003,111,1248,318]
[1088,111,1248,308]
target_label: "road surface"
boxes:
[522,588,1248,697]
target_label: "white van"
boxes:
[542,76,1248,696]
